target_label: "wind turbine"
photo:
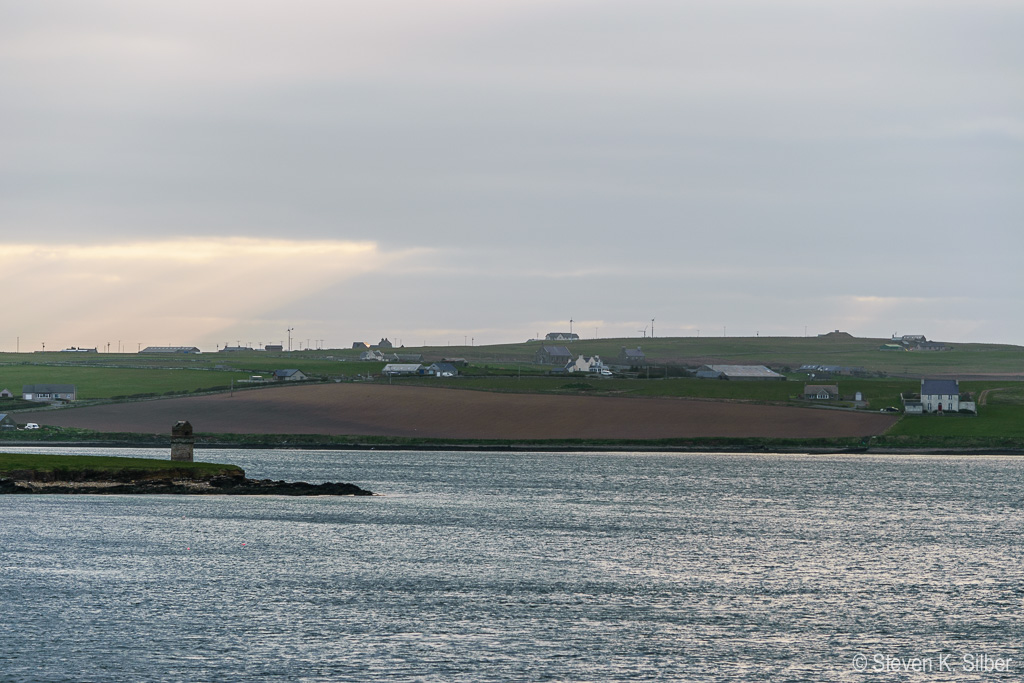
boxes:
[638,326,647,338]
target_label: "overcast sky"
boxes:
[2,1,1021,350]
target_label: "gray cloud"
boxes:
[2,0,1021,346]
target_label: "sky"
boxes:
[2,0,1022,351]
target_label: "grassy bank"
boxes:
[3,427,1019,454]
[0,452,243,480]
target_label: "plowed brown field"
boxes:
[19,384,898,440]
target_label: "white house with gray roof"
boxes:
[22,384,77,402]
[920,379,973,413]
[273,369,307,381]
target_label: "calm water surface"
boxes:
[1,448,1022,681]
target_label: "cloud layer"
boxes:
[2,1,1021,347]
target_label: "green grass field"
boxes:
[0,366,252,399]
[0,452,242,478]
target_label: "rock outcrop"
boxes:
[0,474,372,496]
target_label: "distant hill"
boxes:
[398,335,1024,378]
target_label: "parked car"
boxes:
[23,422,40,430]
[879,407,900,413]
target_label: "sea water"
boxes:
[0,448,1021,681]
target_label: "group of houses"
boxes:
[879,335,951,352]
[382,362,460,378]
[535,345,646,373]
[798,378,976,415]
[353,338,394,350]
[359,349,424,363]
[797,364,868,377]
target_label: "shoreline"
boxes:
[1,439,1021,456]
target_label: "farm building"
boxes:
[804,384,839,400]
[22,384,77,402]
[697,365,784,381]
[912,341,950,351]
[140,346,201,354]
[0,389,12,398]
[536,345,573,365]
[0,413,17,429]
[382,363,422,377]
[545,332,579,341]
[265,345,284,352]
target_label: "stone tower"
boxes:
[170,420,194,462]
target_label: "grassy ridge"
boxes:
[0,452,242,479]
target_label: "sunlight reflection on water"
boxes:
[1,448,1022,681]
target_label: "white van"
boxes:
[23,423,40,430]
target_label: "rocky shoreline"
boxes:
[0,474,373,496]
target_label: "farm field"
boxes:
[3,333,1023,381]
[14,383,899,441]
[0,365,251,399]
[3,336,1022,446]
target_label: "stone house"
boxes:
[616,346,647,368]
[535,345,573,365]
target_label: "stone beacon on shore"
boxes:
[170,420,194,462]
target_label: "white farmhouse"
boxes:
[920,379,960,413]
